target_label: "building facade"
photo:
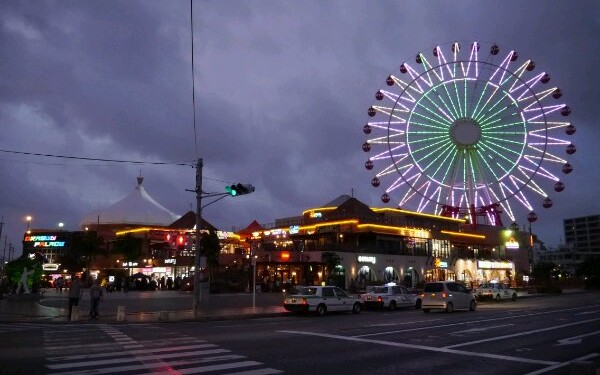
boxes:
[244,195,528,291]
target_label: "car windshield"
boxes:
[370,287,389,294]
[424,283,444,292]
[295,287,318,295]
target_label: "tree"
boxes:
[58,231,101,274]
[3,256,43,293]
[201,228,220,281]
[531,261,556,285]
[577,256,600,289]
[321,251,341,284]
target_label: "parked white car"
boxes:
[283,286,362,316]
[474,283,518,302]
[360,283,422,310]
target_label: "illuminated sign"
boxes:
[34,241,65,247]
[25,236,56,241]
[42,263,60,271]
[280,251,290,261]
[505,238,519,249]
[309,211,323,218]
[165,259,176,264]
[358,255,376,264]
[24,235,65,248]
[478,260,513,270]
[435,258,448,268]
[289,225,300,234]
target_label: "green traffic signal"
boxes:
[225,183,255,196]
[225,185,237,196]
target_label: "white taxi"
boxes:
[283,286,362,316]
[474,283,518,302]
[360,283,422,310]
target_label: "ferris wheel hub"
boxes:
[450,118,481,147]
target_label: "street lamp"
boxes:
[527,212,538,273]
[25,215,32,234]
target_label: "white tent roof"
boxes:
[80,177,180,227]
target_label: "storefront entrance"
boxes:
[425,268,456,282]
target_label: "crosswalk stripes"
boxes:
[45,324,283,374]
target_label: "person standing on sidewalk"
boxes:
[89,279,103,319]
[68,276,83,321]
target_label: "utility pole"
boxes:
[193,158,204,319]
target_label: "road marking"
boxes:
[451,323,514,334]
[522,353,600,375]
[279,330,558,366]
[576,310,600,315]
[48,358,264,375]
[444,318,600,349]
[367,319,442,327]
[48,343,219,361]
[555,330,600,346]
[47,348,229,370]
[354,305,600,338]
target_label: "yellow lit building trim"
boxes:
[372,208,466,223]
[357,224,431,238]
[115,227,154,236]
[440,230,485,239]
[299,219,359,231]
[302,206,338,215]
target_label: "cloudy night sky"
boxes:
[1,0,598,257]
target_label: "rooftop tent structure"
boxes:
[80,176,180,228]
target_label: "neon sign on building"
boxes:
[24,235,65,248]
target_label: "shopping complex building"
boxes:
[23,177,532,290]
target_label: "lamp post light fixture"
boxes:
[527,212,538,273]
[25,215,32,233]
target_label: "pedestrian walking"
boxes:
[68,276,83,321]
[89,280,103,319]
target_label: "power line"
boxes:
[0,149,194,167]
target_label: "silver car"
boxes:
[421,281,477,313]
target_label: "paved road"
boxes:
[1,292,599,374]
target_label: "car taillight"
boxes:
[302,298,308,305]
[419,293,424,298]
[377,296,382,302]
[442,292,447,298]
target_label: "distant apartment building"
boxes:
[564,215,600,254]
[539,215,600,274]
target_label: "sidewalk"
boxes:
[0,288,589,324]
[0,289,288,323]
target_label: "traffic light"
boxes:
[225,183,255,196]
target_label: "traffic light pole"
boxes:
[190,157,255,319]
[193,158,204,320]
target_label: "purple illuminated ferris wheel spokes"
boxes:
[363,41,575,223]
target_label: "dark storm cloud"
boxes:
[1,0,598,255]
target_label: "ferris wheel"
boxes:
[362,41,576,226]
